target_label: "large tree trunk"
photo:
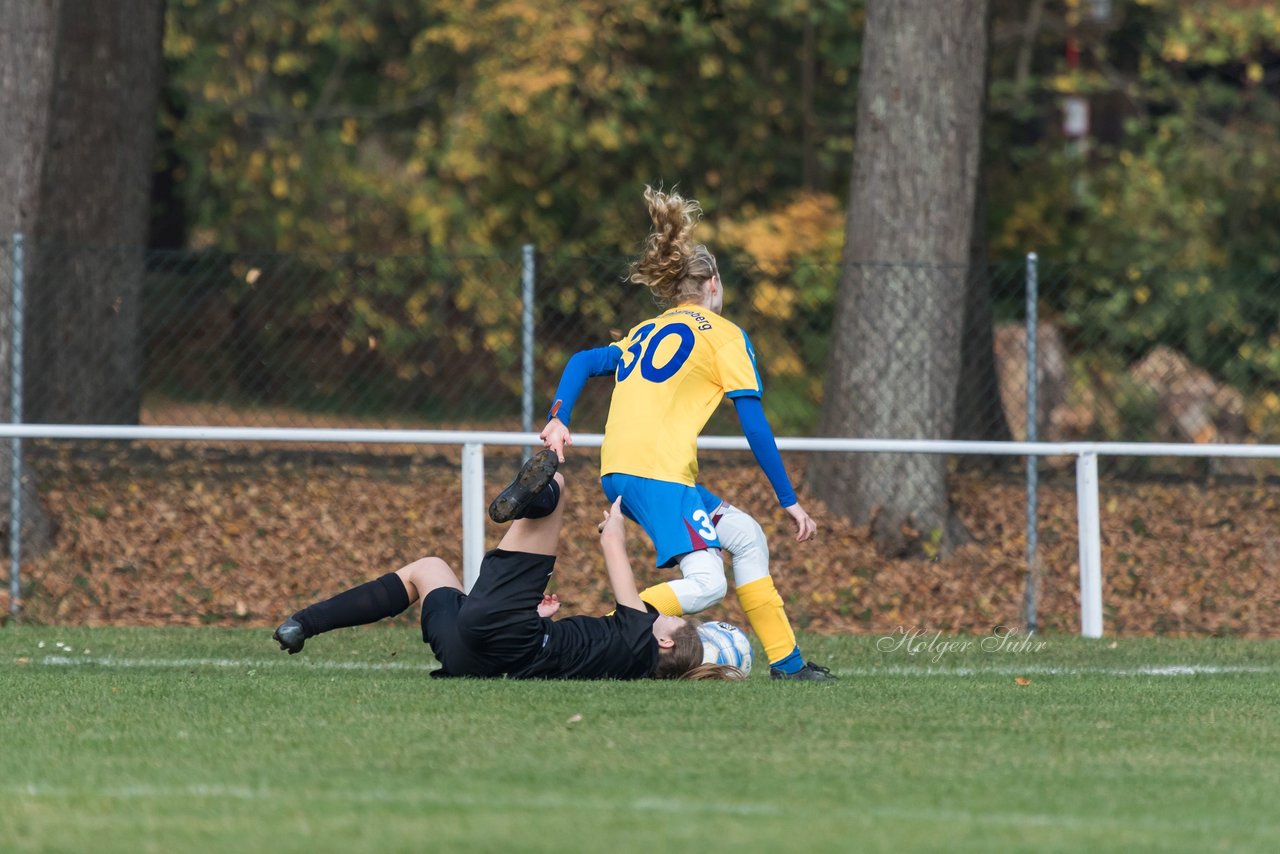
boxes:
[0,2,164,601]
[0,2,62,581]
[954,7,1013,454]
[24,1,164,425]
[812,0,989,557]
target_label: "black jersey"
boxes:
[422,548,660,680]
[508,603,660,680]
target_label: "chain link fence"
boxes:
[1,238,1276,454]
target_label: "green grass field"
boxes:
[3,627,1279,853]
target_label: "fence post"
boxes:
[9,233,25,618]
[1024,251,1039,632]
[461,443,485,592]
[1075,451,1104,638]
[520,244,535,462]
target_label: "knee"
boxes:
[397,556,458,603]
[716,507,770,587]
[683,573,728,613]
[678,550,728,613]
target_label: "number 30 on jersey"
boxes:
[616,323,696,384]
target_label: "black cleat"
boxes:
[770,661,837,681]
[488,449,559,523]
[273,617,307,655]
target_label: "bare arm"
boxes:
[598,497,644,612]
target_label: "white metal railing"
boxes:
[2,423,1278,636]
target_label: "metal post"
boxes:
[461,443,485,592]
[520,244,535,462]
[9,234,25,617]
[1075,451,1104,638]
[1023,252,1039,632]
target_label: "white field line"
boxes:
[5,781,1278,838]
[24,654,1280,678]
[836,663,1280,677]
[34,654,435,672]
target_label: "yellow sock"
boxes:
[737,576,797,665]
[639,582,685,616]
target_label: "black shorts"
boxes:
[420,548,555,677]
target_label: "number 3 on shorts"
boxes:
[691,509,716,540]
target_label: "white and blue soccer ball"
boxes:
[696,620,753,674]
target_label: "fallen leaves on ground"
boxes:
[6,443,1280,638]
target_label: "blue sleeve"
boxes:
[549,346,622,427]
[733,395,797,508]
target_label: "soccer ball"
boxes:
[696,620,753,674]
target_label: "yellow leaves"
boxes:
[585,119,622,152]
[167,32,197,57]
[405,293,430,329]
[493,67,574,110]
[718,193,843,269]
[1163,40,1190,63]
[766,349,805,379]
[1048,74,1077,94]
[752,282,796,320]
[340,119,359,146]
[270,177,289,200]
[1246,63,1264,84]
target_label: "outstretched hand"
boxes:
[540,417,572,464]
[598,496,625,539]
[786,503,818,543]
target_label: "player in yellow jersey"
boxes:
[540,186,834,680]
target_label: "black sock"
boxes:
[293,572,411,637]
[519,478,561,520]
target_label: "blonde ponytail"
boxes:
[628,186,720,308]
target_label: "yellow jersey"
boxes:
[601,306,762,485]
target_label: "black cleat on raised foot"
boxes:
[273,617,307,655]
[488,449,559,523]
[770,661,837,681]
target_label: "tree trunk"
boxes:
[0,1,164,594]
[24,0,164,425]
[812,0,990,557]
[0,2,62,577]
[954,6,1013,455]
